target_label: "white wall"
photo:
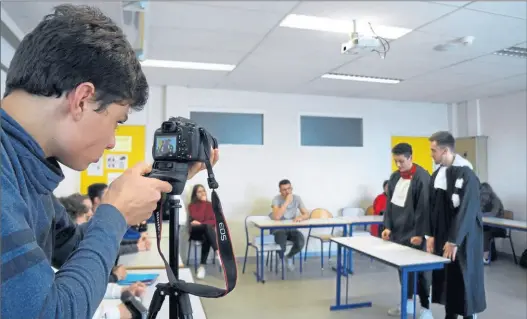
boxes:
[479,91,527,255]
[165,87,449,254]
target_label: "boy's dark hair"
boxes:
[5,4,148,111]
[278,179,291,188]
[87,183,108,203]
[391,143,413,158]
[59,194,89,220]
[383,180,389,188]
[429,131,456,151]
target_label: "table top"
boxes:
[251,217,350,228]
[101,268,207,319]
[119,237,184,269]
[331,236,450,268]
[340,215,383,224]
[251,215,383,228]
[483,217,527,231]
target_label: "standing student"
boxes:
[427,131,486,319]
[382,143,432,319]
[188,184,219,279]
[270,179,309,271]
[371,180,389,237]
[480,182,506,264]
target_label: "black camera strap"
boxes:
[151,132,237,299]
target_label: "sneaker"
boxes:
[388,300,414,316]
[196,265,206,279]
[483,258,490,265]
[286,257,295,272]
[419,308,434,319]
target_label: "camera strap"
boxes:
[152,167,237,298]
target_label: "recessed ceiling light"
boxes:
[279,14,412,40]
[322,73,401,84]
[493,46,527,59]
[140,59,236,71]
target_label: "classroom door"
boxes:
[391,136,434,174]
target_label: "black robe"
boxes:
[428,165,486,316]
[384,164,430,246]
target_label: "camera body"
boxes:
[152,117,217,163]
[149,116,218,195]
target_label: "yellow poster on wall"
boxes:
[391,136,434,174]
[80,125,146,195]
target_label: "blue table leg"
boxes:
[413,271,417,319]
[348,226,354,274]
[330,246,372,311]
[260,228,265,283]
[401,268,408,319]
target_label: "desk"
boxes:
[330,236,450,319]
[483,217,527,232]
[251,218,349,283]
[338,215,384,273]
[146,221,171,238]
[119,237,184,269]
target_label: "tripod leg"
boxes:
[178,292,194,319]
[147,286,167,319]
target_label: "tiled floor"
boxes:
[196,254,527,318]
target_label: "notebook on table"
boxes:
[118,273,159,286]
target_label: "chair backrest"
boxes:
[503,210,514,220]
[341,207,365,218]
[365,205,374,216]
[310,208,333,219]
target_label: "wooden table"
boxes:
[119,237,184,269]
[330,236,450,319]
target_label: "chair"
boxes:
[303,208,335,270]
[242,215,292,280]
[490,210,518,264]
[341,207,371,236]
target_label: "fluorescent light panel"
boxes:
[140,59,236,71]
[280,14,412,40]
[322,73,401,84]
[493,46,527,59]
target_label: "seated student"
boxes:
[480,182,507,264]
[270,179,309,271]
[59,195,130,283]
[371,180,389,237]
[188,184,219,279]
[57,196,147,319]
[87,183,151,255]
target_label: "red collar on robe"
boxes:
[400,164,417,179]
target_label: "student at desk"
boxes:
[270,179,309,272]
[480,182,506,264]
[382,143,432,319]
[188,184,219,279]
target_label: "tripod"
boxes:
[147,194,193,319]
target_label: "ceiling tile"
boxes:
[148,2,285,35]
[465,1,527,20]
[179,1,299,13]
[417,8,527,54]
[291,1,459,30]
[143,67,227,88]
[146,47,246,65]
[431,1,473,8]
[147,27,264,53]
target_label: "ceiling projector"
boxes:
[341,35,381,54]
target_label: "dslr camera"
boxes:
[148,117,218,195]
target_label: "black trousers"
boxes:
[190,224,218,265]
[272,229,305,258]
[483,225,506,252]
